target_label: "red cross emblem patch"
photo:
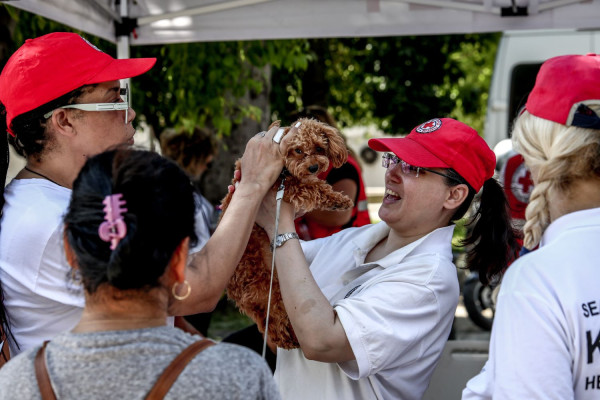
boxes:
[415,118,442,133]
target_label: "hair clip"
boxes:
[98,193,128,250]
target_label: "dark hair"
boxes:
[288,105,361,168]
[446,171,521,285]
[6,86,89,160]
[289,105,339,130]
[159,126,217,177]
[64,147,198,294]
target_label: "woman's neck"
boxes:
[73,287,169,333]
[549,177,600,222]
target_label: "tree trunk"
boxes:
[200,64,272,206]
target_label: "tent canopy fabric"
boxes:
[5,0,600,45]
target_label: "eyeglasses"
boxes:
[382,153,461,182]
[44,84,130,123]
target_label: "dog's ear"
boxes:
[268,120,281,130]
[323,126,348,168]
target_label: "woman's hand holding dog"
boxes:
[237,123,286,197]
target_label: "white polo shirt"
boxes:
[274,222,459,400]
[463,208,600,399]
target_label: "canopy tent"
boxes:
[5,0,600,48]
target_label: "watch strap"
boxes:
[271,232,299,251]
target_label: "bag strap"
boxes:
[35,341,57,400]
[145,338,215,400]
[33,338,214,400]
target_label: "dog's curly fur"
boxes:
[220,118,353,349]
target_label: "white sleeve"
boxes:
[36,224,85,308]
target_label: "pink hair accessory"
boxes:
[98,193,128,250]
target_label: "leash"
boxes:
[262,176,286,358]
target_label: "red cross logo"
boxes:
[518,170,533,194]
[415,118,442,133]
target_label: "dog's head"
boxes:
[275,118,348,181]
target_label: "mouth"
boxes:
[383,187,401,203]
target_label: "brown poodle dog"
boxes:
[220,118,353,349]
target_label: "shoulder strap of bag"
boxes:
[35,341,57,400]
[34,338,214,400]
[145,338,215,400]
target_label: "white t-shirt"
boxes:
[0,178,209,356]
[463,208,600,399]
[274,222,459,400]
[0,179,82,356]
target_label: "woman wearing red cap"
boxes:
[259,117,519,400]
[0,32,284,358]
[464,54,600,399]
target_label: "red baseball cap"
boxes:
[368,118,495,191]
[0,32,156,136]
[526,53,600,128]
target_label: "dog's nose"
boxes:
[308,164,319,174]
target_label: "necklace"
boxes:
[24,166,61,186]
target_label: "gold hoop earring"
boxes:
[172,280,191,301]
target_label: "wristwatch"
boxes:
[271,232,299,251]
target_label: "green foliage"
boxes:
[131,40,311,138]
[1,4,114,62]
[271,34,500,136]
[5,4,499,141]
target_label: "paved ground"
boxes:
[454,298,492,341]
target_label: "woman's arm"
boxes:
[169,126,284,315]
[257,193,355,363]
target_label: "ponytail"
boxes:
[461,178,521,285]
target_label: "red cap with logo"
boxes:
[368,118,495,191]
[0,32,156,136]
[526,53,600,128]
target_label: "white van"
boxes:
[485,29,600,149]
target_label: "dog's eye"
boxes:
[315,147,325,153]
[295,148,303,154]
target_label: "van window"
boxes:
[508,63,542,136]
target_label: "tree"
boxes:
[2,4,499,201]
[271,34,500,135]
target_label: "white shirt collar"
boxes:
[540,207,600,247]
[350,222,455,270]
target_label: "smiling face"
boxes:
[69,80,136,160]
[379,160,459,238]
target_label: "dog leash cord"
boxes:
[263,178,286,359]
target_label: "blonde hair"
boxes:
[512,109,600,249]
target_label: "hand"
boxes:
[238,124,285,194]
[255,188,295,241]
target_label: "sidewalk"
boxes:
[454,298,491,341]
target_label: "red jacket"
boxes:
[295,155,371,240]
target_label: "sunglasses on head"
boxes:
[381,153,461,183]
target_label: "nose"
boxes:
[385,164,403,182]
[127,106,136,124]
[308,164,319,174]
